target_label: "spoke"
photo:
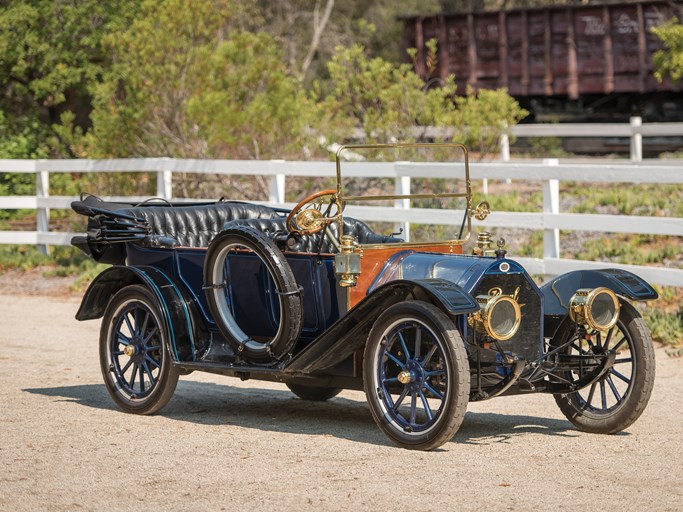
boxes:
[385,351,405,369]
[139,370,146,393]
[383,377,399,384]
[582,382,597,410]
[393,387,409,410]
[123,313,135,337]
[143,326,159,344]
[143,361,155,385]
[421,344,438,367]
[600,380,607,410]
[119,359,133,375]
[614,357,633,364]
[398,332,411,363]
[610,368,632,385]
[140,310,150,340]
[133,308,141,336]
[602,326,615,351]
[145,344,162,353]
[423,382,444,400]
[418,391,433,421]
[145,354,161,368]
[117,333,131,346]
[612,336,628,352]
[606,376,622,403]
[113,350,124,356]
[128,365,137,390]
[424,369,446,378]
[409,392,417,425]
[414,327,422,360]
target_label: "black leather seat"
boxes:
[118,202,280,247]
[224,217,403,253]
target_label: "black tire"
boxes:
[552,301,655,434]
[286,383,343,401]
[364,301,469,450]
[204,226,303,364]
[100,285,179,414]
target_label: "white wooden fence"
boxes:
[1,156,681,286]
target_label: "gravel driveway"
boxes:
[1,293,682,511]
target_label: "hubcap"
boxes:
[123,344,137,357]
[398,370,412,384]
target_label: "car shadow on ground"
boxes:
[25,379,580,448]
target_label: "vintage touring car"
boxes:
[72,143,657,450]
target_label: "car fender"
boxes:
[540,268,658,338]
[75,265,201,363]
[284,278,477,374]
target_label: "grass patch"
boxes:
[0,244,106,282]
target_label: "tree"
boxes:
[652,18,683,84]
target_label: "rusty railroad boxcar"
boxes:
[403,1,683,120]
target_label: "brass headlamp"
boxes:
[569,287,620,331]
[468,293,521,341]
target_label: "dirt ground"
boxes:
[1,289,682,512]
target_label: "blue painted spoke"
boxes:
[421,344,438,367]
[424,369,446,377]
[117,333,131,346]
[139,370,146,393]
[424,382,444,400]
[610,368,631,385]
[383,377,399,384]
[606,376,622,403]
[143,361,155,384]
[140,310,150,340]
[385,351,405,369]
[612,336,627,352]
[133,308,141,335]
[145,344,161,353]
[398,332,411,363]
[414,327,422,360]
[418,390,433,421]
[128,365,138,389]
[124,314,135,337]
[143,326,159,344]
[582,382,597,410]
[145,354,160,368]
[600,380,607,410]
[614,357,633,364]
[602,326,615,350]
[120,359,133,374]
[393,387,409,411]
[113,350,124,356]
[409,392,417,425]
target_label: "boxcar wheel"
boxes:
[286,383,342,401]
[100,285,179,414]
[364,301,469,450]
[552,301,655,434]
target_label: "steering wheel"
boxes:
[286,189,342,235]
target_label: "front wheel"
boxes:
[364,301,469,450]
[552,301,655,434]
[100,285,179,414]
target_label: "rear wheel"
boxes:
[364,301,469,450]
[286,383,342,401]
[552,301,655,434]
[100,285,179,414]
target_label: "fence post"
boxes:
[395,171,411,242]
[542,159,560,266]
[156,166,173,200]
[630,116,642,162]
[268,160,286,204]
[36,162,49,255]
[499,131,510,162]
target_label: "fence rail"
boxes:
[1,156,682,286]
